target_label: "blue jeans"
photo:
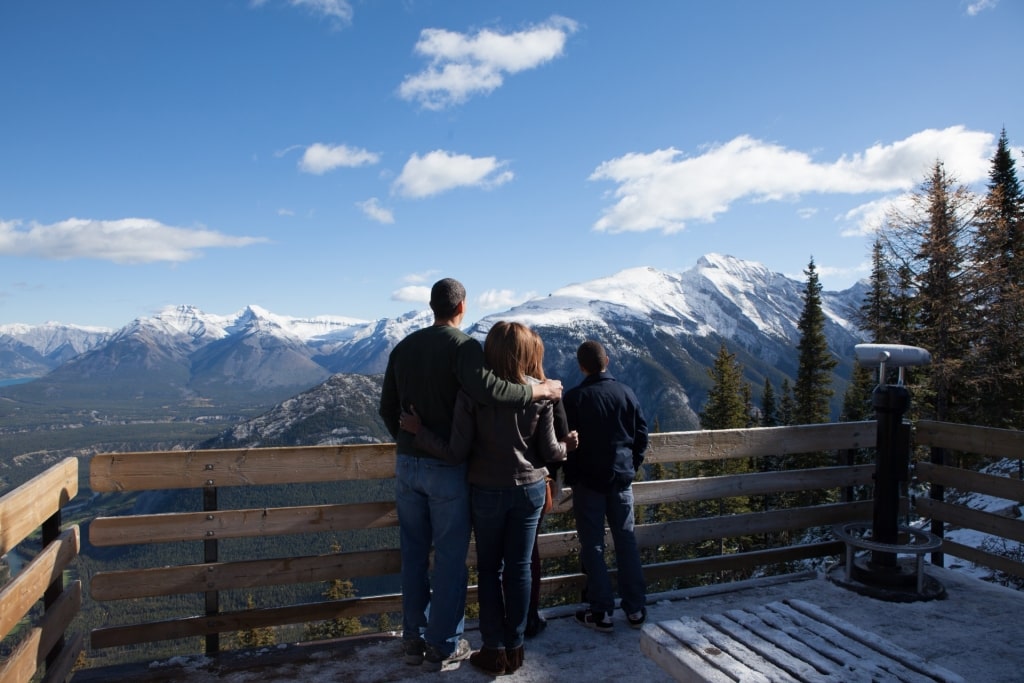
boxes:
[572,482,646,615]
[472,478,545,649]
[395,454,471,656]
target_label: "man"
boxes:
[378,278,562,671]
[562,340,649,632]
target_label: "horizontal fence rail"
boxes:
[0,457,82,683]
[913,421,1024,580]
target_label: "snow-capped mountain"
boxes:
[0,321,112,380]
[0,254,867,430]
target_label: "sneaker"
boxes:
[469,646,508,675]
[626,607,647,628]
[424,638,472,672]
[575,608,613,633]
[403,637,425,665]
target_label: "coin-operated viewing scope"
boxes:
[855,343,931,385]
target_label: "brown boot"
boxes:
[505,645,524,673]
[469,647,508,676]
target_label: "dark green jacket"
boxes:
[378,324,532,457]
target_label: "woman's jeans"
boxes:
[572,481,647,616]
[395,454,471,656]
[472,478,545,649]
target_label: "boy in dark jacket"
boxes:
[563,340,649,631]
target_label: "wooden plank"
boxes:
[916,462,1024,503]
[90,548,401,601]
[700,610,843,679]
[88,501,398,546]
[647,421,876,464]
[632,465,874,505]
[0,580,82,683]
[640,542,845,583]
[639,622,739,683]
[941,539,1024,579]
[91,593,405,649]
[0,457,78,554]
[915,420,1024,460]
[89,444,397,492]
[658,616,775,682]
[915,498,1024,544]
[635,500,873,547]
[0,527,80,640]
[782,600,965,683]
[745,603,917,683]
[41,631,84,683]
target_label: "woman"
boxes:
[400,321,577,675]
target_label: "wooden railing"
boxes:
[0,457,82,683]
[2,418,1022,678]
[913,420,1024,579]
[83,421,878,660]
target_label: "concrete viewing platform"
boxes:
[72,564,1024,682]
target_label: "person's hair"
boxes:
[524,329,547,381]
[577,340,609,374]
[484,321,537,383]
[429,278,466,319]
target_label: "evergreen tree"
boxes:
[779,379,795,426]
[760,377,778,427]
[303,542,363,640]
[877,161,977,424]
[793,258,838,426]
[697,343,754,556]
[841,363,875,422]
[969,128,1024,428]
[233,594,276,649]
[699,343,750,430]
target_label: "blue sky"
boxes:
[1,0,1021,328]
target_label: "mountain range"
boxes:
[0,254,868,446]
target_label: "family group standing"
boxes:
[378,277,649,675]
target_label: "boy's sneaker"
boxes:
[424,638,472,672]
[575,608,613,633]
[627,607,647,629]
[403,637,425,665]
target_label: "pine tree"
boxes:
[234,594,276,649]
[793,258,838,426]
[969,128,1024,428]
[699,343,750,430]
[303,542,363,640]
[760,377,778,427]
[778,378,795,426]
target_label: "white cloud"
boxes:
[253,0,353,27]
[393,150,513,198]
[357,198,394,224]
[391,285,430,304]
[398,16,578,110]
[589,126,995,234]
[815,261,870,283]
[299,143,379,175]
[477,288,535,311]
[965,0,998,16]
[0,218,267,264]
[402,270,440,285]
[277,208,295,216]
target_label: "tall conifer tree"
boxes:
[970,128,1024,428]
[793,258,838,426]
